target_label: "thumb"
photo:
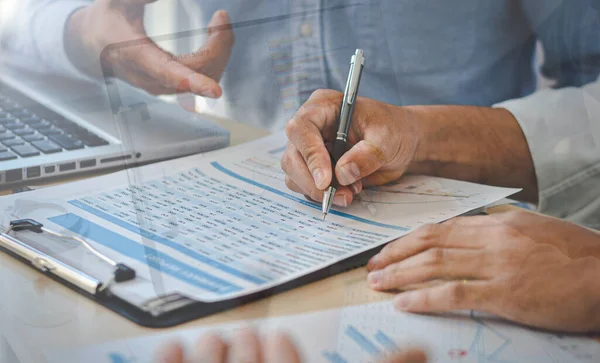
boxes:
[334,139,386,186]
[207,10,233,36]
[285,89,343,190]
[179,9,234,83]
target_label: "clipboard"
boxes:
[0,218,382,328]
[2,0,508,321]
[0,4,392,328]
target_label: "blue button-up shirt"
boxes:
[7,1,599,129]
[178,0,599,131]
[3,0,600,227]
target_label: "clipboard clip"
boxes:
[2,219,136,295]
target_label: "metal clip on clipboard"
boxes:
[0,219,136,295]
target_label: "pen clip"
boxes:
[346,49,365,104]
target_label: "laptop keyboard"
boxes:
[0,91,109,161]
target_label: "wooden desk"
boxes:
[0,114,269,361]
[0,116,588,362]
[0,251,392,362]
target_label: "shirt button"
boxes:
[300,23,313,37]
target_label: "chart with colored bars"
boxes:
[320,311,597,363]
[322,325,397,362]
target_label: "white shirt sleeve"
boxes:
[1,1,93,81]
[494,78,600,229]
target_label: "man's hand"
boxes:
[154,328,427,363]
[282,89,420,207]
[367,211,600,332]
[65,0,234,97]
[282,90,538,206]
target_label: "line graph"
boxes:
[322,316,519,363]
[237,156,479,208]
[359,179,475,205]
[372,181,471,198]
[468,312,515,363]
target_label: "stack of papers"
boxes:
[0,133,518,306]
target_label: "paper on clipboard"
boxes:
[0,132,519,309]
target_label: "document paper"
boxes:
[46,300,599,363]
[0,133,518,304]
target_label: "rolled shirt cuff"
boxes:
[493,81,600,226]
[31,1,96,82]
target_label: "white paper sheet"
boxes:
[45,300,600,363]
[0,133,518,304]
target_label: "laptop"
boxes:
[0,66,230,186]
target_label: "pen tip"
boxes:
[322,213,327,220]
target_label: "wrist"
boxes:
[384,103,424,172]
[402,105,465,176]
[402,105,538,201]
[404,105,441,165]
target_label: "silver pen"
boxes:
[322,49,365,220]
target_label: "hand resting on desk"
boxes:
[153,211,600,362]
[368,211,600,333]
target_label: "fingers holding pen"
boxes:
[284,122,333,191]
[282,144,360,207]
[285,90,343,188]
[281,143,328,201]
[335,101,418,187]
[283,89,380,209]
[283,87,420,206]
[335,139,386,186]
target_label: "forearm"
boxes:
[405,105,538,202]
